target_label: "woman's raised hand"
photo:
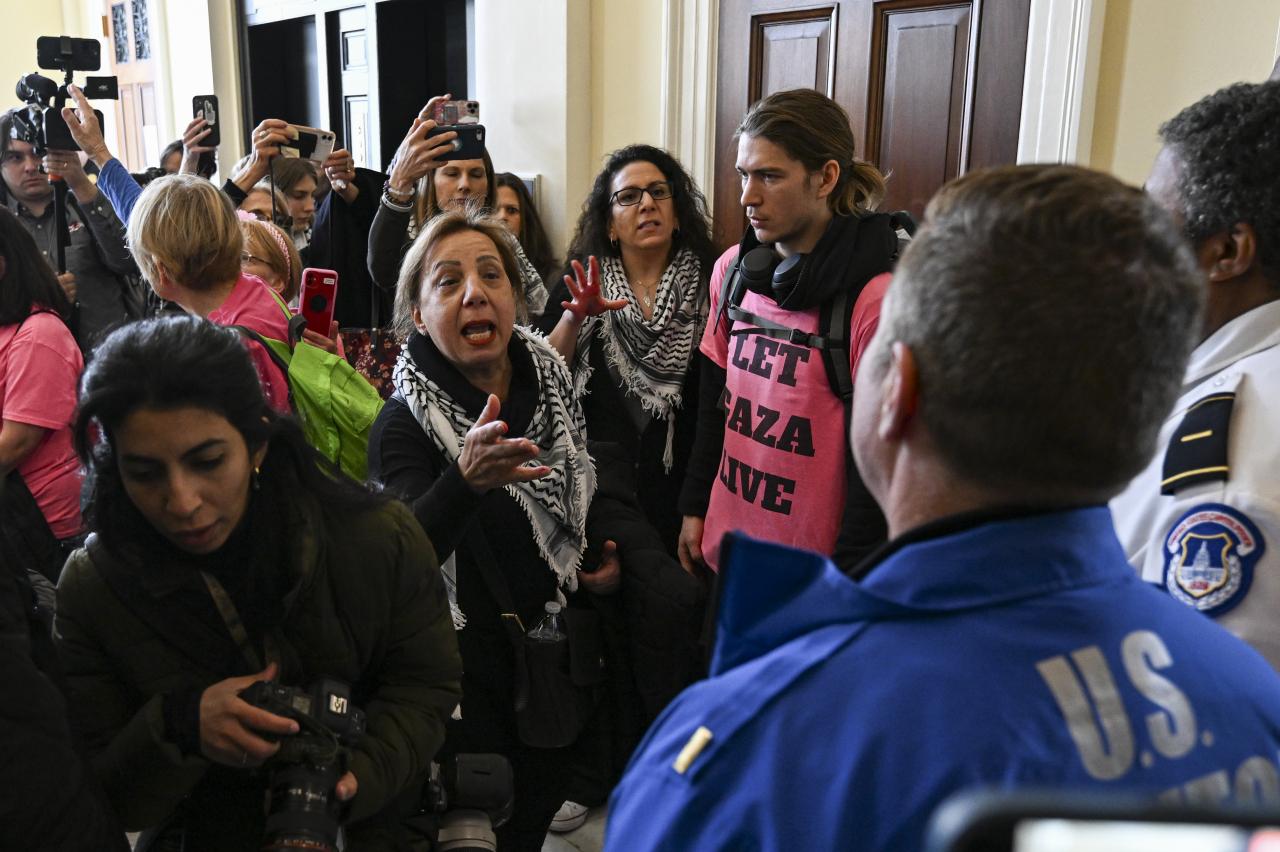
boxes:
[387,95,460,194]
[458,394,550,493]
[198,662,300,768]
[562,257,628,322]
[231,119,292,192]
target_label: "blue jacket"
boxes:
[605,508,1280,851]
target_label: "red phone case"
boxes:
[299,268,339,337]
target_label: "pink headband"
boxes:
[239,213,293,284]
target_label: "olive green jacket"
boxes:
[54,496,462,848]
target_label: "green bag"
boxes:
[235,314,384,481]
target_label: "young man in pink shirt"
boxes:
[677,89,901,573]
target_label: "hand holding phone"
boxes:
[299,268,339,337]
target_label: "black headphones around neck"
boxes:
[738,245,808,299]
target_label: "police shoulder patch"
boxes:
[1162,503,1265,616]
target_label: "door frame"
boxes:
[663,0,1107,200]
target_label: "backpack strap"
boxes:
[230,324,298,414]
[818,286,855,404]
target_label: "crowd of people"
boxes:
[3,54,1280,852]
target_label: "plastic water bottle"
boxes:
[527,601,567,643]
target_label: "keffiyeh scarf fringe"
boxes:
[394,328,594,628]
[573,248,703,472]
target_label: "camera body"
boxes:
[239,678,366,852]
[12,36,118,155]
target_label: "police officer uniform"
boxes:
[1112,299,1280,668]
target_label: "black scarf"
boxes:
[737,211,898,311]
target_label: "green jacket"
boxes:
[54,496,462,850]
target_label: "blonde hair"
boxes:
[736,88,886,215]
[240,218,303,301]
[393,208,524,336]
[128,174,242,290]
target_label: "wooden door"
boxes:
[329,7,373,169]
[713,0,1031,249]
[103,0,160,171]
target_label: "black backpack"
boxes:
[717,210,916,404]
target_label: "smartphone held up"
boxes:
[299,268,339,337]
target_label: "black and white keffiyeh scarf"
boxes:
[394,327,594,628]
[575,248,704,471]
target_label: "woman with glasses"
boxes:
[545,145,716,556]
[537,145,716,831]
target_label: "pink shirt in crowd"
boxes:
[698,246,890,570]
[207,273,293,414]
[0,311,85,539]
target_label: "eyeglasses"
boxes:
[609,181,673,207]
[240,252,269,265]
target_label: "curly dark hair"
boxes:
[1159,80,1280,287]
[564,145,716,288]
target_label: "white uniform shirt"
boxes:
[1112,300,1280,669]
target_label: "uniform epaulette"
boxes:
[1160,392,1234,495]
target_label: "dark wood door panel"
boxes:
[715,0,1029,250]
[750,8,838,101]
[870,2,974,218]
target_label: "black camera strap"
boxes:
[200,571,281,673]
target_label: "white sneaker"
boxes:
[550,800,589,833]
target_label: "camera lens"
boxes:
[260,760,344,852]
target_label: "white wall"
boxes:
[1089,0,1280,183]
[474,0,593,254]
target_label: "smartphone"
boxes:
[299,268,339,337]
[37,36,101,72]
[193,95,220,146]
[280,124,336,164]
[430,99,480,126]
[426,124,486,162]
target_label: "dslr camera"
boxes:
[12,36,118,155]
[240,677,366,852]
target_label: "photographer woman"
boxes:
[367,97,548,321]
[0,208,84,574]
[54,315,463,851]
[368,209,622,851]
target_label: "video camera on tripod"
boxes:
[8,36,118,273]
[11,36,117,155]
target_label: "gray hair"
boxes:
[393,207,524,336]
[869,164,1203,499]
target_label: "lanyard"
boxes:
[200,571,280,672]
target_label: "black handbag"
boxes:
[466,528,605,749]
